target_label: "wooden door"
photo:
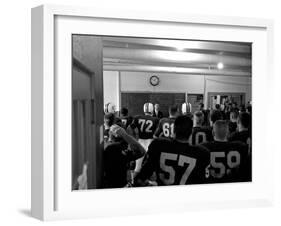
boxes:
[72,35,103,189]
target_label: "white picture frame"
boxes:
[31,4,274,221]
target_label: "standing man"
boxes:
[154,105,178,139]
[153,103,163,119]
[129,103,159,173]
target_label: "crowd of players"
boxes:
[103,101,252,188]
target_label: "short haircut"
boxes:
[238,112,251,128]
[104,113,115,126]
[213,120,229,140]
[240,104,246,113]
[194,111,204,125]
[215,104,221,110]
[210,110,223,124]
[174,115,193,140]
[121,107,128,116]
[169,105,178,115]
[230,110,239,120]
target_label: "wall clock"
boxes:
[150,75,160,86]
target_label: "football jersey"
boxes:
[201,141,250,183]
[228,130,251,144]
[228,121,237,134]
[191,126,213,145]
[120,116,133,129]
[136,138,210,185]
[131,115,159,139]
[154,117,176,139]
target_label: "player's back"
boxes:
[229,130,251,144]
[138,138,210,185]
[201,141,250,183]
[132,115,159,139]
[154,117,176,139]
[191,126,213,145]
[120,115,133,129]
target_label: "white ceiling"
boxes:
[102,37,251,77]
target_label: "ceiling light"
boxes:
[217,62,224,70]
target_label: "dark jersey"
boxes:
[104,142,140,188]
[131,115,159,139]
[228,121,237,134]
[201,141,250,183]
[191,126,213,145]
[136,139,210,185]
[229,130,251,144]
[154,117,176,139]
[120,116,133,129]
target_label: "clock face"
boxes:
[150,75,160,86]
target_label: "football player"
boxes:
[181,102,193,118]
[209,110,223,127]
[201,120,250,183]
[129,103,159,172]
[135,115,210,186]
[229,112,251,144]
[104,113,123,146]
[154,105,178,139]
[103,125,145,188]
[191,111,213,145]
[120,107,133,129]
[104,102,116,114]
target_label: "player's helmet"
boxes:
[143,103,154,114]
[181,102,192,115]
[104,102,116,114]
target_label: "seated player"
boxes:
[191,111,213,145]
[129,103,159,172]
[135,115,210,186]
[209,109,223,127]
[104,113,123,146]
[229,112,251,144]
[201,120,250,183]
[103,125,145,188]
[154,105,178,139]
[120,107,133,129]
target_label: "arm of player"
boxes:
[134,141,158,186]
[153,119,162,138]
[113,125,145,160]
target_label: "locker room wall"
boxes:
[103,71,120,110]
[121,92,185,117]
[103,71,252,110]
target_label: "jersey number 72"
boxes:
[138,119,153,133]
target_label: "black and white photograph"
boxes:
[72,35,252,190]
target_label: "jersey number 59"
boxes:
[210,151,240,178]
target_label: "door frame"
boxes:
[207,92,246,109]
